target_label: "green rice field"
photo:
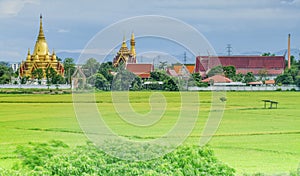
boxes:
[0,91,299,175]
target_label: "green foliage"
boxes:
[87,73,109,90]
[98,61,115,84]
[0,62,13,84]
[206,65,237,80]
[150,70,169,81]
[261,52,275,56]
[131,76,143,91]
[149,70,179,91]
[164,77,179,91]
[275,73,294,85]
[82,58,100,77]
[15,140,68,170]
[10,140,235,176]
[207,65,223,77]
[112,65,137,91]
[31,68,44,84]
[244,72,256,83]
[188,73,208,87]
[275,62,300,85]
[63,58,76,84]
[233,73,244,82]
[223,65,236,79]
[191,72,202,83]
[295,76,300,87]
[45,67,65,85]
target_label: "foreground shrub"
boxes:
[9,140,235,175]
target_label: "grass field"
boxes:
[0,91,299,175]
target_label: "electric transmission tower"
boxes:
[226,44,232,56]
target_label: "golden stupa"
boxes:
[113,32,136,67]
[19,15,64,78]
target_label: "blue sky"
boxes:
[0,0,300,62]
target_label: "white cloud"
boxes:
[0,0,39,18]
[57,29,69,33]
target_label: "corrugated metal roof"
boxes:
[195,56,285,76]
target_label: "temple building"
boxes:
[113,33,137,67]
[19,15,64,78]
[112,33,154,79]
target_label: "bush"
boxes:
[11,140,235,176]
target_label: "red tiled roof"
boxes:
[248,81,263,85]
[185,65,195,74]
[171,64,195,75]
[265,80,275,84]
[173,65,182,74]
[202,75,232,83]
[167,69,178,77]
[195,56,285,76]
[126,63,154,78]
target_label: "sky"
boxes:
[0,0,300,63]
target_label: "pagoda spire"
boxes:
[121,34,127,48]
[38,14,45,40]
[130,32,136,59]
[33,14,49,55]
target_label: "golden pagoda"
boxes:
[19,15,64,78]
[113,32,137,67]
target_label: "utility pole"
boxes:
[226,44,232,56]
[183,51,187,64]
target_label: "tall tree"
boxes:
[82,58,100,78]
[98,61,114,85]
[207,66,223,77]
[233,73,244,82]
[46,67,64,85]
[244,72,256,83]
[158,61,168,70]
[111,65,137,91]
[223,66,236,79]
[63,58,76,84]
[88,73,109,90]
[31,68,44,84]
[0,62,13,84]
[275,73,294,85]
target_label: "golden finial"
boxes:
[38,13,45,39]
[121,34,127,48]
[27,48,30,55]
[130,32,136,59]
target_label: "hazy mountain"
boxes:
[274,48,300,60]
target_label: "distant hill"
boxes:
[56,51,80,62]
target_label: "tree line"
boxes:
[79,58,180,91]
[1,55,299,88]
